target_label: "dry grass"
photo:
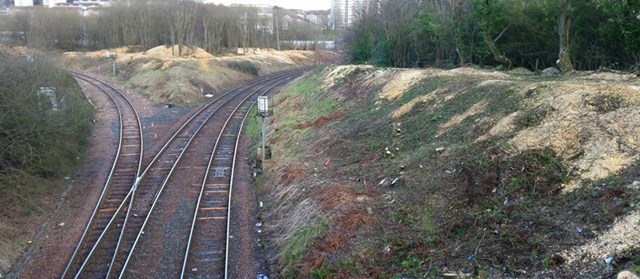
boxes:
[0,222,21,273]
[437,99,488,136]
[509,83,640,184]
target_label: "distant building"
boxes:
[54,0,112,11]
[10,0,111,11]
[14,0,34,7]
[331,0,370,29]
[44,0,66,7]
[274,7,330,31]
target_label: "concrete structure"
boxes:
[14,0,34,7]
[331,0,369,29]
[44,0,66,7]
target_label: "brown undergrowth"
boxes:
[296,111,344,129]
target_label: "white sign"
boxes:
[37,87,58,111]
[257,96,269,113]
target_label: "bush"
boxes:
[0,50,95,205]
[227,60,260,76]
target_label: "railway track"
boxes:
[120,70,305,279]
[62,68,308,279]
[62,72,144,279]
[180,76,289,279]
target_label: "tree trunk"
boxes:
[557,0,575,72]
[481,0,511,68]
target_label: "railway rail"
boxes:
[118,70,303,279]
[62,68,308,279]
[62,72,144,279]
[183,73,302,279]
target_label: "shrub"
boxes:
[227,60,260,76]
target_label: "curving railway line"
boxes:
[62,72,144,279]
[62,68,308,279]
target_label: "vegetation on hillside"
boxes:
[257,66,640,277]
[347,0,640,71]
[0,50,94,207]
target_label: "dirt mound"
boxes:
[144,45,214,59]
[508,83,640,185]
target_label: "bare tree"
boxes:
[165,0,197,56]
[557,0,575,72]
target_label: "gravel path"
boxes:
[228,135,269,279]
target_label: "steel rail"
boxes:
[123,70,304,279]
[181,71,306,279]
[62,72,144,279]
[74,69,305,278]
[71,78,263,278]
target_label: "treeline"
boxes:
[1,0,328,55]
[347,0,640,71]
[0,50,94,204]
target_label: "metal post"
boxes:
[112,58,117,76]
[261,115,266,162]
[276,14,280,51]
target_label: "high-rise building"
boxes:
[331,0,369,29]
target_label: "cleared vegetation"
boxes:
[256,65,640,277]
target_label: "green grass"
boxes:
[290,70,572,275]
[278,220,326,270]
[311,267,335,279]
[276,74,339,125]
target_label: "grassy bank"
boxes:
[254,65,640,277]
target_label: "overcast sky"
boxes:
[205,0,331,10]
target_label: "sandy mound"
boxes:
[438,99,488,136]
[144,45,214,59]
[61,45,339,105]
[508,83,640,185]
[377,69,425,100]
[391,92,439,118]
[508,67,535,75]
[444,67,510,79]
[321,65,375,89]
[562,210,640,266]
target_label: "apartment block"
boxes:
[331,0,369,29]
